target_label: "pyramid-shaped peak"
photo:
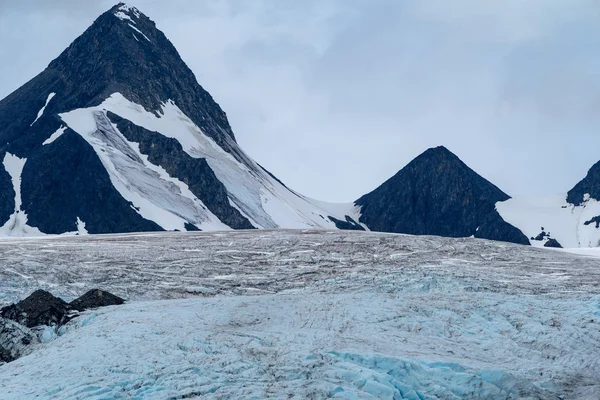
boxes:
[113,3,142,17]
[35,2,238,149]
[353,143,528,243]
[415,145,459,161]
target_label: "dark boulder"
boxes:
[69,289,125,311]
[534,231,549,241]
[544,238,563,248]
[0,317,39,363]
[0,346,11,364]
[0,290,71,328]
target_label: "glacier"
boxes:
[58,92,358,232]
[0,230,598,399]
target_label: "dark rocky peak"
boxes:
[0,2,237,155]
[567,160,600,205]
[355,146,529,244]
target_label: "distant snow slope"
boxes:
[0,230,598,399]
[497,194,600,247]
[59,93,356,231]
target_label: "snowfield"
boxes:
[0,230,599,399]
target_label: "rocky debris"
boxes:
[0,290,72,328]
[0,288,125,365]
[0,318,39,364]
[1,289,126,329]
[70,289,125,311]
[533,230,550,241]
[544,239,563,248]
[327,215,365,231]
[584,216,600,229]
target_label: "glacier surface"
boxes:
[0,230,599,399]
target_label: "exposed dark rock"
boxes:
[0,290,71,328]
[0,165,14,227]
[0,318,39,363]
[534,231,549,241]
[328,215,365,231]
[544,238,563,248]
[21,129,163,234]
[0,346,11,364]
[355,146,530,245]
[0,4,252,235]
[474,211,531,245]
[70,289,125,311]
[567,160,600,205]
[107,112,255,230]
[184,222,200,231]
[584,216,600,229]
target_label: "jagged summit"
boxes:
[567,160,600,205]
[355,146,530,244]
[0,3,357,235]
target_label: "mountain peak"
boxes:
[13,3,238,152]
[355,146,529,244]
[414,145,460,162]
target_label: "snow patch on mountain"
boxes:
[42,125,66,145]
[76,217,88,235]
[59,105,229,232]
[0,154,43,237]
[497,194,600,248]
[114,3,140,23]
[128,24,150,42]
[60,92,354,231]
[30,92,55,127]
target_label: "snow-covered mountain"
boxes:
[5,2,589,248]
[0,3,360,235]
[497,161,600,248]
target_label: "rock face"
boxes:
[0,318,39,364]
[107,113,253,230]
[70,289,125,311]
[355,146,530,245]
[0,288,125,365]
[567,161,600,205]
[0,3,356,235]
[544,238,563,248]
[0,290,71,328]
[0,3,255,234]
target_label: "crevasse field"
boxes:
[0,230,599,399]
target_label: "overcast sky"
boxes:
[1,0,599,202]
